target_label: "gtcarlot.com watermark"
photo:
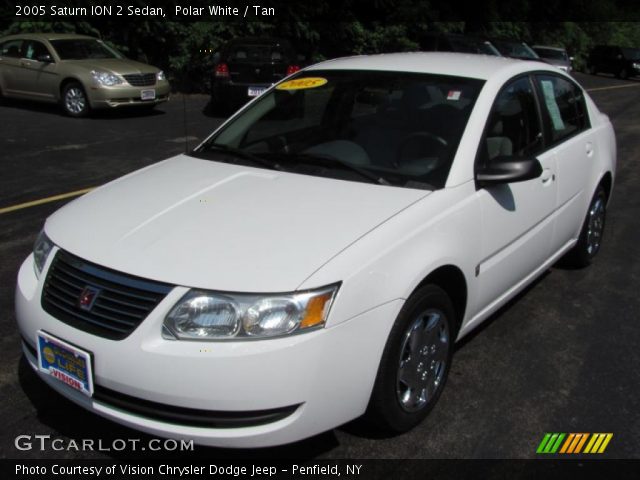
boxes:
[14,434,194,452]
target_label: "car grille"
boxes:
[41,250,173,340]
[123,73,156,87]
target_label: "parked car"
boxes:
[533,45,573,72]
[210,37,302,112]
[419,33,501,56]
[489,38,542,61]
[0,33,170,117]
[587,45,640,79]
[17,52,615,448]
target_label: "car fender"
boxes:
[298,182,481,335]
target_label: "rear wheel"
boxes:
[62,82,90,117]
[563,185,607,268]
[366,284,454,432]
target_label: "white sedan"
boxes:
[16,52,616,448]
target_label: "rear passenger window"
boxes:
[535,75,590,144]
[0,39,23,58]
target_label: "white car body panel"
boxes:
[15,52,616,447]
[45,155,427,292]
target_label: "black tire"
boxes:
[365,284,455,433]
[563,185,607,268]
[61,82,90,117]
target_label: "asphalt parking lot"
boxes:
[1,72,639,460]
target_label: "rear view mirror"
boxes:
[476,156,543,186]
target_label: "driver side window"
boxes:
[482,76,542,165]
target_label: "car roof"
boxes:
[532,45,566,52]
[0,33,96,42]
[307,52,557,81]
[226,37,292,46]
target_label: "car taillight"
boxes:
[286,65,301,76]
[215,63,229,78]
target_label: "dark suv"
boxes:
[587,45,640,80]
[210,37,302,112]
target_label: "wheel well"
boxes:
[414,265,467,335]
[59,78,80,96]
[600,172,613,203]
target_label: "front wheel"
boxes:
[365,284,455,432]
[563,185,607,268]
[62,82,90,117]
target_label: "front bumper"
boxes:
[16,253,399,447]
[87,80,171,109]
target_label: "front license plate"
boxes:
[247,86,267,97]
[37,331,94,397]
[141,89,156,100]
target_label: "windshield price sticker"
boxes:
[276,77,328,90]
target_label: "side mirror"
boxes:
[37,53,53,63]
[476,156,543,186]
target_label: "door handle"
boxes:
[586,142,594,157]
[540,168,554,185]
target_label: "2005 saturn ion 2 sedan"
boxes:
[0,33,170,116]
[16,53,615,448]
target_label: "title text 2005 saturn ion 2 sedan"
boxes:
[0,33,169,116]
[16,53,615,448]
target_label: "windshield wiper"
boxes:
[192,143,285,171]
[267,152,391,186]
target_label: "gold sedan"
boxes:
[0,33,170,117]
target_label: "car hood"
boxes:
[46,155,428,292]
[63,58,159,75]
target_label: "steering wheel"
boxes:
[394,131,448,170]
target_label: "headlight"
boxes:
[157,70,166,81]
[91,70,123,86]
[33,231,54,278]
[164,284,339,340]
[633,62,640,69]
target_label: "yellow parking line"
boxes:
[587,83,640,92]
[0,187,94,215]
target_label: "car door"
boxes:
[475,75,558,308]
[0,38,25,95]
[534,73,593,251]
[17,40,58,100]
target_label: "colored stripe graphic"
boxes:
[538,433,613,454]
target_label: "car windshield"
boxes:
[493,40,539,59]
[50,39,123,60]
[193,70,484,190]
[534,48,568,61]
[621,47,640,60]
